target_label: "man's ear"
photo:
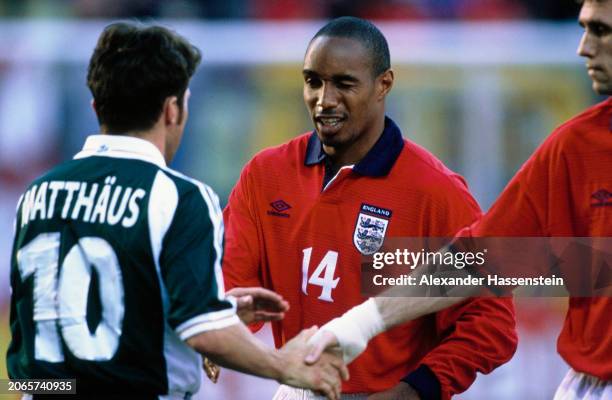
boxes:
[377,69,394,100]
[91,99,97,114]
[163,96,180,125]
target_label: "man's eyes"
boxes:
[589,23,611,37]
[336,81,354,89]
[305,77,322,87]
[304,78,355,89]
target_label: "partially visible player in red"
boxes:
[223,17,517,399]
[307,2,612,399]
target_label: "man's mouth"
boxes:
[318,117,342,127]
[587,63,604,72]
[587,66,608,80]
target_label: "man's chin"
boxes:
[320,137,352,153]
[592,81,612,96]
[316,131,343,148]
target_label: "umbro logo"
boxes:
[97,144,109,153]
[267,200,291,217]
[591,189,612,207]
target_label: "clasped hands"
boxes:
[204,287,349,400]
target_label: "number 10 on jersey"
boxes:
[301,248,340,302]
[16,232,124,362]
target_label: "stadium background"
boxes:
[0,0,601,398]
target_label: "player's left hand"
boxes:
[305,329,340,364]
[227,287,290,324]
[367,382,421,400]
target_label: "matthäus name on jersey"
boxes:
[20,176,147,228]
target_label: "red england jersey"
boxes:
[470,98,612,380]
[223,117,517,397]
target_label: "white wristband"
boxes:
[315,298,385,363]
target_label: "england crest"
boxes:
[353,203,392,255]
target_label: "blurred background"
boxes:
[0,0,601,399]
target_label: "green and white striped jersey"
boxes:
[8,135,239,399]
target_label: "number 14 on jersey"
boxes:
[301,248,340,302]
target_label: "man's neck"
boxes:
[322,116,386,169]
[101,125,166,160]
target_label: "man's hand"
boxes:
[305,298,385,364]
[367,382,421,400]
[227,287,289,325]
[305,329,340,364]
[278,327,349,400]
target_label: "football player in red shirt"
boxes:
[307,1,612,399]
[223,16,517,399]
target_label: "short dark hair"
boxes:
[310,16,390,77]
[87,22,201,133]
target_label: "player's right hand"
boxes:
[278,326,349,400]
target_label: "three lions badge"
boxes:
[353,203,392,255]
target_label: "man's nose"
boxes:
[577,31,597,59]
[317,82,339,109]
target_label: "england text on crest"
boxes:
[353,203,392,255]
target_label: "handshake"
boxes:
[205,287,349,400]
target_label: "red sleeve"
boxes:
[415,174,518,400]
[471,154,548,238]
[222,163,265,332]
[473,117,584,240]
[421,143,568,398]
[422,297,517,399]
[466,140,556,286]
[421,136,578,397]
[420,136,566,398]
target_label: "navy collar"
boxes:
[304,116,405,177]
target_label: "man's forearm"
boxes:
[187,322,283,381]
[310,255,481,363]
[374,296,467,330]
[373,253,481,328]
[189,323,346,400]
